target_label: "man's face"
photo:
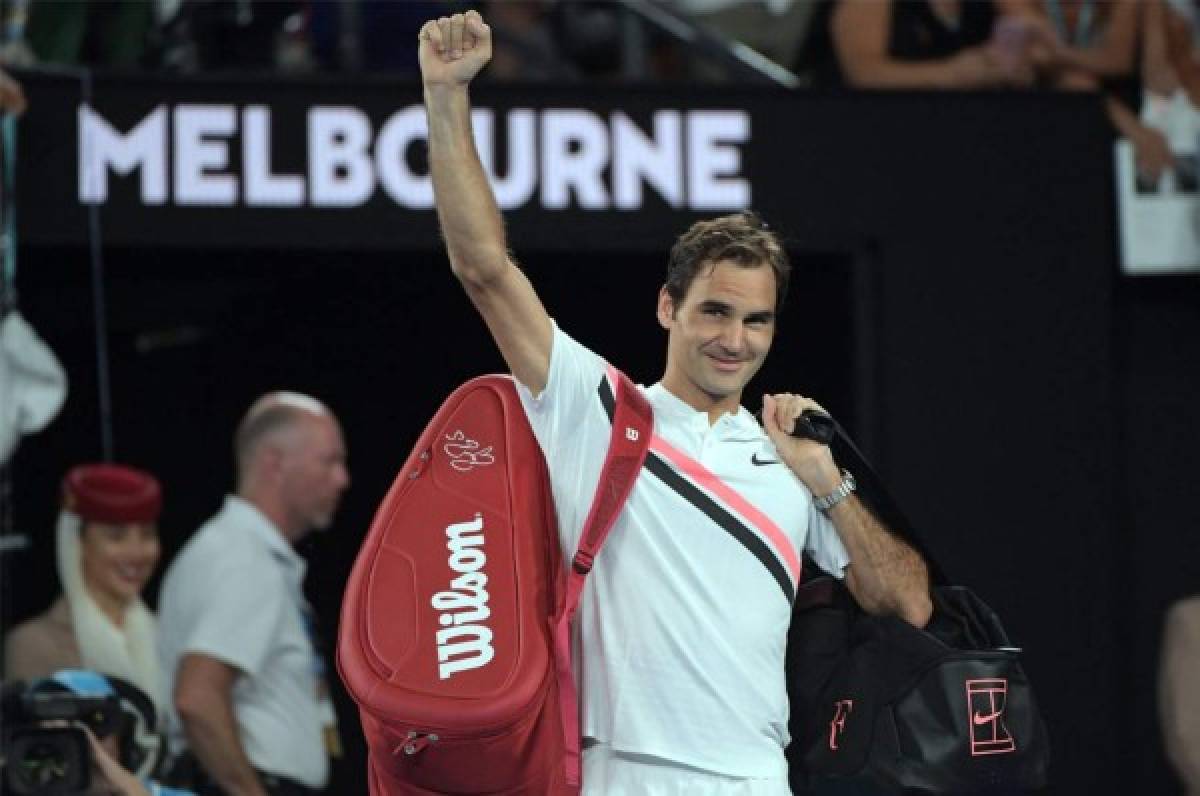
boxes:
[658,259,777,412]
[278,413,350,537]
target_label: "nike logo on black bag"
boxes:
[751,454,780,466]
[973,709,1004,726]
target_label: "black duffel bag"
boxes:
[784,417,1050,795]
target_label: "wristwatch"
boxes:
[813,469,856,513]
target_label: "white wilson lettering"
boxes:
[432,514,495,679]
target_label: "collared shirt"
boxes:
[517,324,849,779]
[157,496,328,788]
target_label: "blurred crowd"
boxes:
[0,0,1196,184]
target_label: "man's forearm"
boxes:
[425,84,509,284]
[763,392,933,627]
[180,699,268,796]
[829,496,931,626]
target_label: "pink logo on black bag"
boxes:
[966,678,1016,755]
[828,699,853,751]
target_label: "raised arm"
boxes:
[419,11,553,393]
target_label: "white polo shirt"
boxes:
[517,325,850,779]
[157,496,328,788]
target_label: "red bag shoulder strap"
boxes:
[571,368,653,575]
[553,367,652,787]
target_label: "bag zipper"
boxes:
[383,694,552,760]
[394,730,440,757]
[408,449,431,480]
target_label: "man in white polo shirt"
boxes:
[419,10,932,793]
[158,392,349,796]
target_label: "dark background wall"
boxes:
[3,76,1198,794]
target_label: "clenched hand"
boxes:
[418,11,493,88]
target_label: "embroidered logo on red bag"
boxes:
[443,430,495,472]
[828,699,854,751]
[966,678,1016,755]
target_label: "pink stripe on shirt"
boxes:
[606,364,802,585]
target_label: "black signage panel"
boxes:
[19,72,798,252]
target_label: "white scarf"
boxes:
[56,510,163,712]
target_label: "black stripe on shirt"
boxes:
[597,377,793,602]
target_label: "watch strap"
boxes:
[814,469,856,512]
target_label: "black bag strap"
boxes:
[765,408,948,586]
[818,415,949,587]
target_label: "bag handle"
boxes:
[553,368,653,787]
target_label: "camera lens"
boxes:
[5,727,90,795]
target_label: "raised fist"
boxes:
[418,10,492,88]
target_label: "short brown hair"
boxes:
[665,211,791,312]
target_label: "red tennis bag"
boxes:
[337,372,650,795]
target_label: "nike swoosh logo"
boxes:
[973,710,1003,725]
[751,454,780,466]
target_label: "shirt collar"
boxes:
[222,495,307,577]
[645,383,765,441]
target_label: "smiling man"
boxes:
[419,10,932,794]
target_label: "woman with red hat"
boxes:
[4,463,164,711]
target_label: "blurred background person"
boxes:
[158,392,349,796]
[483,0,578,82]
[164,0,308,72]
[10,0,154,68]
[803,0,1036,89]
[1144,0,1200,103]
[679,0,819,82]
[1138,0,1200,187]
[998,0,1139,88]
[1000,0,1174,184]
[0,66,26,116]
[1161,595,1200,795]
[4,464,164,710]
[1160,0,1200,102]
